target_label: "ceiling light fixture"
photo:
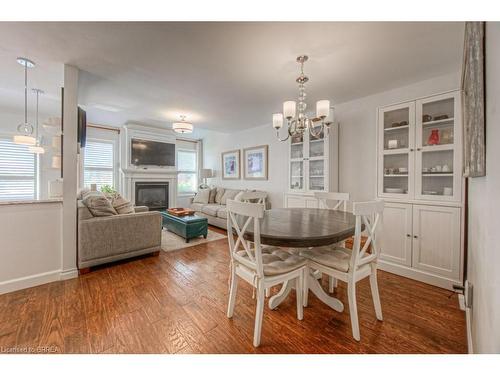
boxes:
[29,88,45,154]
[13,57,37,146]
[272,55,334,142]
[172,115,194,134]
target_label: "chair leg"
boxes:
[227,268,238,318]
[296,274,303,320]
[347,278,360,341]
[369,264,383,321]
[303,268,309,307]
[253,283,266,347]
[265,288,271,298]
[328,276,338,293]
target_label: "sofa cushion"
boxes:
[214,187,225,204]
[208,188,217,203]
[221,189,241,205]
[216,207,227,219]
[190,202,204,212]
[82,191,117,217]
[106,192,134,215]
[193,189,210,204]
[201,204,223,217]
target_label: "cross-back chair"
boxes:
[238,191,267,208]
[314,191,351,292]
[301,200,384,341]
[226,199,306,347]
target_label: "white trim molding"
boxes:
[0,269,77,295]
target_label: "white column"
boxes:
[61,64,79,278]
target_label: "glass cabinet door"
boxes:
[415,92,461,201]
[378,102,415,198]
[289,132,305,191]
[308,124,326,191]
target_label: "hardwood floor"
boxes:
[0,228,467,354]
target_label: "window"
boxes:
[83,140,115,190]
[0,137,36,201]
[177,149,197,194]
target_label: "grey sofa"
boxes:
[189,188,269,229]
[77,201,162,270]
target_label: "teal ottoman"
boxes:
[160,211,208,243]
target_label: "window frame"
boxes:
[177,148,198,196]
[82,137,119,191]
[0,134,38,202]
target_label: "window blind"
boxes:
[83,140,115,190]
[0,138,36,201]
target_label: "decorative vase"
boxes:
[427,129,440,145]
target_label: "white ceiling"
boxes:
[0,22,464,133]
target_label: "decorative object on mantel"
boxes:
[243,145,268,180]
[272,55,334,142]
[221,149,240,179]
[172,115,194,134]
[199,168,213,189]
[13,57,37,146]
[462,21,486,177]
[28,88,46,154]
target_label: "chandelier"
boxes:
[29,88,45,154]
[272,55,334,141]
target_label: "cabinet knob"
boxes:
[417,148,422,151]
[406,234,411,237]
[410,148,414,152]
[413,235,418,239]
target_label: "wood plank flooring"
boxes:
[0,227,467,354]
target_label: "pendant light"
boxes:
[13,57,36,146]
[29,88,45,154]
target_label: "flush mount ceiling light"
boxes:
[29,88,46,154]
[172,115,194,134]
[272,55,334,142]
[13,57,37,146]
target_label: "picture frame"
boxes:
[221,149,241,179]
[243,145,268,180]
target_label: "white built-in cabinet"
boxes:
[377,91,464,290]
[285,123,330,208]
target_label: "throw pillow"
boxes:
[82,191,117,217]
[106,192,135,215]
[208,188,217,203]
[214,187,225,204]
[221,189,241,205]
[193,189,210,204]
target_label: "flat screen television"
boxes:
[131,138,175,167]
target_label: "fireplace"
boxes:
[135,182,169,211]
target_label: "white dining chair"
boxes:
[301,200,384,341]
[238,190,268,208]
[314,191,350,293]
[226,199,307,347]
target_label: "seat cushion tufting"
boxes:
[300,246,352,272]
[236,247,307,276]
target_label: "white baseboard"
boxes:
[0,268,77,295]
[465,305,473,353]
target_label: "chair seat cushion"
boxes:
[236,247,307,276]
[201,204,223,216]
[300,246,352,272]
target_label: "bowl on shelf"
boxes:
[434,114,449,121]
[422,114,433,122]
[385,188,404,194]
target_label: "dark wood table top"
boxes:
[237,208,357,248]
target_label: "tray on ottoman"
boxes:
[160,211,208,243]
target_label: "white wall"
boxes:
[202,72,460,208]
[0,202,63,294]
[466,22,500,353]
[335,72,460,203]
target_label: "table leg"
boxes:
[268,280,293,310]
[307,273,344,312]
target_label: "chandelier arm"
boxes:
[309,121,325,138]
[275,129,290,142]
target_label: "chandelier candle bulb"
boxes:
[316,100,330,118]
[283,101,296,119]
[273,113,284,129]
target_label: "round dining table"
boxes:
[236,207,358,312]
